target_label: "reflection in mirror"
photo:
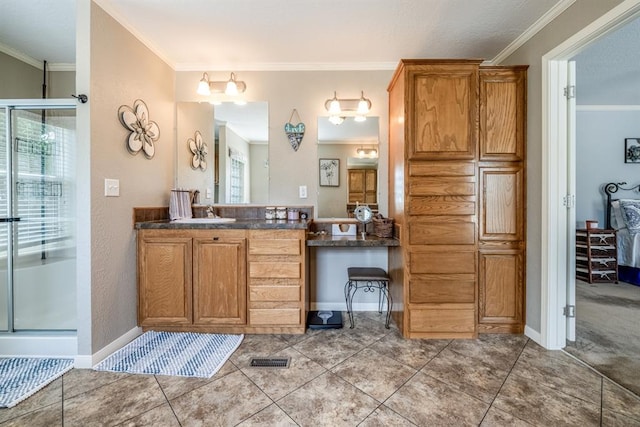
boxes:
[317,117,379,218]
[176,102,269,205]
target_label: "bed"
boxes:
[604,182,640,286]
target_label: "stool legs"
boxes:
[344,279,392,329]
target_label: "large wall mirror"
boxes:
[317,116,379,218]
[176,102,269,204]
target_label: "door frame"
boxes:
[541,0,640,349]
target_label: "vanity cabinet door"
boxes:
[193,231,247,325]
[138,231,192,327]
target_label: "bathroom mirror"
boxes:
[317,116,379,218]
[176,101,269,204]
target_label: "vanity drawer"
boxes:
[409,274,476,303]
[409,248,476,274]
[250,285,300,302]
[249,308,300,325]
[409,306,476,334]
[249,239,302,256]
[249,262,301,278]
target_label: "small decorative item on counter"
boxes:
[300,212,308,220]
[287,208,300,221]
[372,213,394,238]
[265,207,276,220]
[276,207,287,220]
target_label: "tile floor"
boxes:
[1,312,640,426]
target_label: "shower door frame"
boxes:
[1,99,77,334]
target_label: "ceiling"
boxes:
[1,0,571,70]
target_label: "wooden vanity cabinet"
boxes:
[137,227,308,334]
[247,230,307,333]
[137,229,247,330]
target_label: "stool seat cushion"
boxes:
[347,267,389,281]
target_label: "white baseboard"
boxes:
[0,333,77,358]
[524,325,542,346]
[74,326,142,369]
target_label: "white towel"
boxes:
[170,190,192,220]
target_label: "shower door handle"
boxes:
[0,217,21,222]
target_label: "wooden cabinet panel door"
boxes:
[193,236,247,325]
[479,166,524,241]
[480,67,526,161]
[478,251,524,332]
[348,169,377,204]
[408,64,479,160]
[138,236,192,326]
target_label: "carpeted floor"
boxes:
[565,280,640,396]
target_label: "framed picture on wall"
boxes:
[625,138,640,163]
[319,158,340,187]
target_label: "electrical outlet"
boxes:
[104,178,120,197]
[206,188,212,199]
[299,185,307,199]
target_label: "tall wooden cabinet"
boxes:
[348,169,377,204]
[388,60,527,338]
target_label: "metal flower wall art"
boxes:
[188,130,208,171]
[118,99,160,159]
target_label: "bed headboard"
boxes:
[604,182,640,228]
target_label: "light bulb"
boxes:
[197,73,211,96]
[369,149,378,158]
[225,81,238,96]
[357,148,365,158]
[354,115,367,122]
[329,115,344,125]
[357,91,370,114]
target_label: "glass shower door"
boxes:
[1,104,76,332]
[0,107,8,331]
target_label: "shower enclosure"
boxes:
[0,100,76,334]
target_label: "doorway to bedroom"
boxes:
[561,16,640,396]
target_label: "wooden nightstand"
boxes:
[576,228,618,283]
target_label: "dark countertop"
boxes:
[306,233,400,247]
[135,219,310,230]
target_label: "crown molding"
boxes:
[174,62,399,72]
[48,63,76,72]
[490,0,577,64]
[0,41,43,69]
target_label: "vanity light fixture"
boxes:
[197,72,247,98]
[324,91,372,124]
[356,146,378,158]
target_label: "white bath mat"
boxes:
[0,357,74,408]
[93,331,243,378]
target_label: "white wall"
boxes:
[576,108,640,227]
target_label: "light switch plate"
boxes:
[299,185,307,198]
[104,178,120,197]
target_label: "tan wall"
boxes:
[87,1,175,352]
[0,51,44,99]
[501,0,623,333]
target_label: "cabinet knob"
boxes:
[212,237,219,241]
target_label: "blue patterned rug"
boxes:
[93,331,243,378]
[0,358,74,408]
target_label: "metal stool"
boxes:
[344,267,392,329]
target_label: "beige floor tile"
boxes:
[115,403,180,426]
[602,379,640,422]
[358,404,417,426]
[277,371,379,427]
[170,370,272,426]
[63,368,130,400]
[240,347,326,401]
[236,403,298,426]
[0,377,62,424]
[422,347,510,403]
[384,371,489,426]
[155,360,237,400]
[369,330,449,370]
[511,341,602,404]
[601,409,640,426]
[330,347,416,402]
[446,333,528,371]
[0,402,62,427]
[480,406,534,426]
[492,374,601,426]
[63,375,167,427]
[293,330,365,369]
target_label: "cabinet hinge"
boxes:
[563,305,576,318]
[563,194,575,208]
[564,85,576,99]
